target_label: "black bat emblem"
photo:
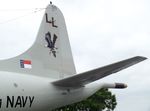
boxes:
[45,32,58,57]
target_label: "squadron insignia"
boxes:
[45,32,58,57]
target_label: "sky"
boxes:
[0,0,149,111]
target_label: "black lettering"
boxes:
[6,96,14,108]
[15,96,22,108]
[45,13,58,28]
[29,96,34,107]
[22,96,28,107]
[0,99,2,108]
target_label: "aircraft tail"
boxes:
[0,3,76,78]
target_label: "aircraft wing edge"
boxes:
[52,56,147,88]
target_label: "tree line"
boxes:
[52,88,117,111]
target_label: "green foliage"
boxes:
[53,88,117,111]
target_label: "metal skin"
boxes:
[0,71,108,111]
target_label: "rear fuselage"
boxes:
[0,71,102,111]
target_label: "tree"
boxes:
[53,88,117,111]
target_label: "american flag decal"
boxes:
[20,60,32,69]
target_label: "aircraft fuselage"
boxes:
[0,71,102,111]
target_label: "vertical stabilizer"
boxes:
[0,4,76,78]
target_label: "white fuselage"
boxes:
[0,71,103,111]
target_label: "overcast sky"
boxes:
[0,0,149,111]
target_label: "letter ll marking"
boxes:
[45,13,58,28]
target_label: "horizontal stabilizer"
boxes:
[52,56,147,87]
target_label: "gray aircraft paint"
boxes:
[0,71,104,111]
